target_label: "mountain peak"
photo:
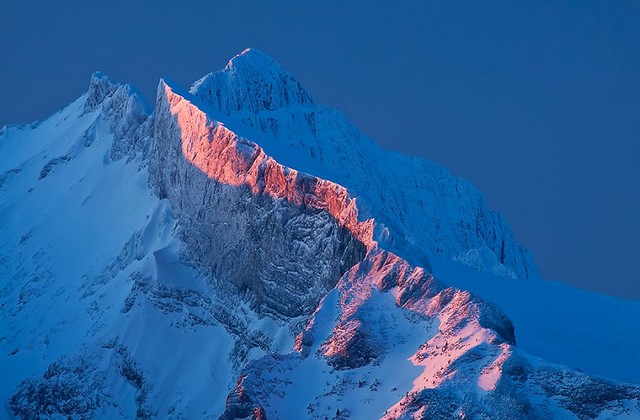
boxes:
[225,48,280,71]
[190,48,313,114]
[3,49,640,420]
[85,71,120,110]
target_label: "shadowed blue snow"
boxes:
[1,1,639,299]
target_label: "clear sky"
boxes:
[1,1,638,299]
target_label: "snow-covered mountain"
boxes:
[1,48,639,419]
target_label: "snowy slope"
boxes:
[431,255,640,385]
[0,80,160,416]
[1,50,639,419]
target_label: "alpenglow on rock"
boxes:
[1,49,639,419]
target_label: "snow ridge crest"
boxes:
[189,48,313,115]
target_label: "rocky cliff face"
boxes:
[149,79,368,318]
[1,50,639,419]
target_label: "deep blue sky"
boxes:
[2,1,638,299]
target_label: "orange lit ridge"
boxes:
[160,82,515,406]
[162,82,375,249]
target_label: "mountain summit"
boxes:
[191,48,313,114]
[1,49,639,419]
[189,49,538,281]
